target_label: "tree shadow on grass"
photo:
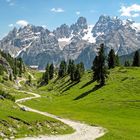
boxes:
[80,80,95,89]
[59,80,72,91]
[58,79,71,90]
[74,85,102,100]
[61,81,79,93]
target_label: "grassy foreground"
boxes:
[23,67,140,140]
[0,99,74,139]
[0,75,74,139]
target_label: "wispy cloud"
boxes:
[6,0,15,6]
[8,24,14,27]
[76,11,80,15]
[120,4,140,17]
[16,20,28,26]
[51,8,64,13]
[6,0,11,2]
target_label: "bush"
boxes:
[0,90,15,101]
[0,65,5,75]
[3,75,9,81]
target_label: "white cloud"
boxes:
[120,4,140,17]
[6,0,11,2]
[16,20,28,26]
[6,0,15,6]
[133,23,140,30]
[9,2,14,6]
[76,11,80,15]
[8,24,14,27]
[132,13,139,17]
[42,25,47,28]
[51,8,64,13]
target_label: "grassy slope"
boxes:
[23,67,140,140]
[0,74,73,139]
[0,100,73,139]
[0,78,32,100]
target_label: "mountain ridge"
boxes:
[0,15,140,69]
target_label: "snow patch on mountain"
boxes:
[58,37,71,42]
[1,16,140,69]
[58,37,72,50]
[14,41,33,58]
[131,23,140,32]
[82,25,96,43]
[49,32,55,36]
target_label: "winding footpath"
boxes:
[15,90,106,140]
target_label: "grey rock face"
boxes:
[93,16,140,56]
[53,24,71,38]
[70,17,88,36]
[0,16,140,69]
[0,24,44,57]
[19,33,62,69]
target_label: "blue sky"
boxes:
[0,0,140,38]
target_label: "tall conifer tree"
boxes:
[132,51,140,66]
[92,44,108,86]
[108,49,116,69]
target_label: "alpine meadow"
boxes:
[0,0,140,140]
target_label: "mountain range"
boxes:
[0,15,140,69]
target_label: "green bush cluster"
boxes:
[0,90,15,101]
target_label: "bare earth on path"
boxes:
[16,89,106,140]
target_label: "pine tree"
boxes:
[18,58,23,77]
[9,73,12,81]
[43,64,49,84]
[108,49,116,69]
[0,65,4,75]
[28,75,32,84]
[115,54,120,66]
[13,58,17,79]
[92,56,99,81]
[132,51,140,66]
[74,64,81,82]
[49,63,54,79]
[67,59,74,74]
[124,60,130,67]
[69,61,84,82]
[58,60,67,77]
[92,44,108,86]
[79,62,85,75]
[70,62,75,81]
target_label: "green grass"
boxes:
[0,99,74,139]
[0,73,74,139]
[23,67,140,140]
[0,81,32,100]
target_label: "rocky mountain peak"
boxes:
[92,15,123,37]
[0,15,140,69]
[70,17,87,36]
[77,17,88,29]
[53,24,71,39]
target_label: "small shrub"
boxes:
[0,90,15,101]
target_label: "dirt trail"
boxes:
[16,86,105,140]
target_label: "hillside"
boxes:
[0,50,140,140]
[23,67,140,140]
[0,52,74,139]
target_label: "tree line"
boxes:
[0,50,25,81]
[40,43,140,87]
[40,60,85,85]
[92,43,140,86]
[126,50,140,67]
